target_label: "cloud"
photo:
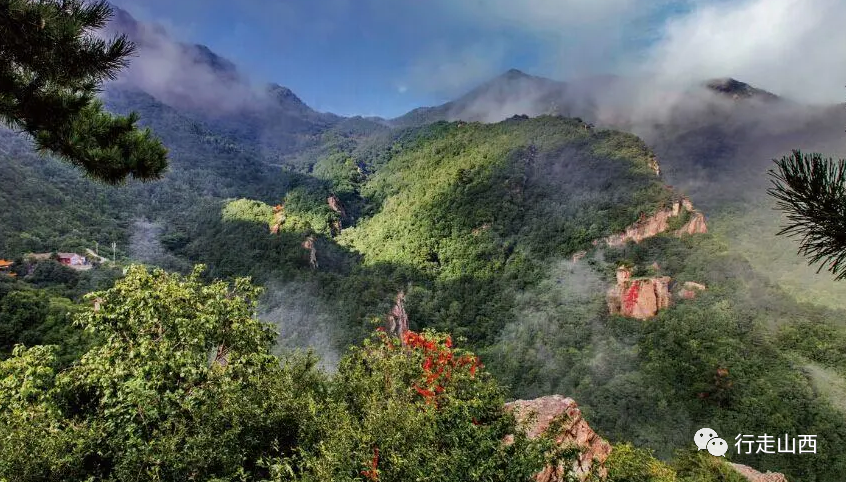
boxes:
[399,0,669,96]
[643,0,846,104]
[102,3,270,114]
[259,282,341,371]
[402,41,509,97]
[451,0,645,32]
[403,0,846,105]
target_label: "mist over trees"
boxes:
[3,3,846,481]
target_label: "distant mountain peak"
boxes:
[705,78,779,101]
[501,68,531,79]
[267,83,307,105]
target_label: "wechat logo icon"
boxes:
[695,428,728,457]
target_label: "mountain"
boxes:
[104,5,344,160]
[391,68,599,126]
[5,12,846,480]
[704,78,781,102]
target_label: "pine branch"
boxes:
[0,0,168,183]
[767,150,846,280]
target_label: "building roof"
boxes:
[57,252,83,258]
[0,259,13,267]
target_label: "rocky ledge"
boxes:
[506,395,612,481]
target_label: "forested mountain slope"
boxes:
[157,115,846,480]
[3,7,846,480]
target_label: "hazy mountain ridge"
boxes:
[5,10,846,480]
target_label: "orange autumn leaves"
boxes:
[361,329,486,480]
[397,330,484,406]
[361,447,379,481]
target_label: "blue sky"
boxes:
[111,0,846,117]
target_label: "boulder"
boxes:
[730,463,789,482]
[607,267,671,320]
[506,395,612,481]
[679,281,707,300]
[605,197,707,247]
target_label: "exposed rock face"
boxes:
[608,268,708,318]
[327,194,346,219]
[327,195,346,235]
[605,197,707,247]
[505,395,612,481]
[302,235,317,269]
[571,251,587,264]
[607,267,672,320]
[679,281,707,300]
[386,291,409,339]
[675,212,708,237]
[270,204,286,234]
[730,463,789,482]
[648,154,661,177]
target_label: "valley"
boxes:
[2,4,846,481]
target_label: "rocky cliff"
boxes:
[731,463,789,482]
[386,291,409,339]
[270,204,286,234]
[607,267,707,319]
[604,197,707,247]
[679,281,707,300]
[506,395,612,481]
[302,235,317,269]
[607,267,672,320]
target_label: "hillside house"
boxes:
[25,252,92,271]
[0,259,14,277]
[57,252,88,268]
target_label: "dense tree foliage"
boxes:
[3,53,846,480]
[133,114,846,481]
[0,266,569,482]
[0,0,168,183]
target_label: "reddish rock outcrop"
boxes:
[607,267,672,320]
[327,195,346,235]
[302,235,317,269]
[675,211,708,238]
[506,395,612,481]
[648,154,661,177]
[386,291,408,340]
[605,198,707,247]
[270,204,286,234]
[607,267,708,318]
[730,463,789,482]
[572,251,588,264]
[679,281,707,300]
[327,194,346,218]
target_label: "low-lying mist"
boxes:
[259,281,341,371]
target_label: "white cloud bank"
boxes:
[407,0,846,104]
[644,0,846,103]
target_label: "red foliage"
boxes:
[361,447,380,481]
[392,330,483,406]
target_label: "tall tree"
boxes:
[0,0,168,184]
[768,150,846,279]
